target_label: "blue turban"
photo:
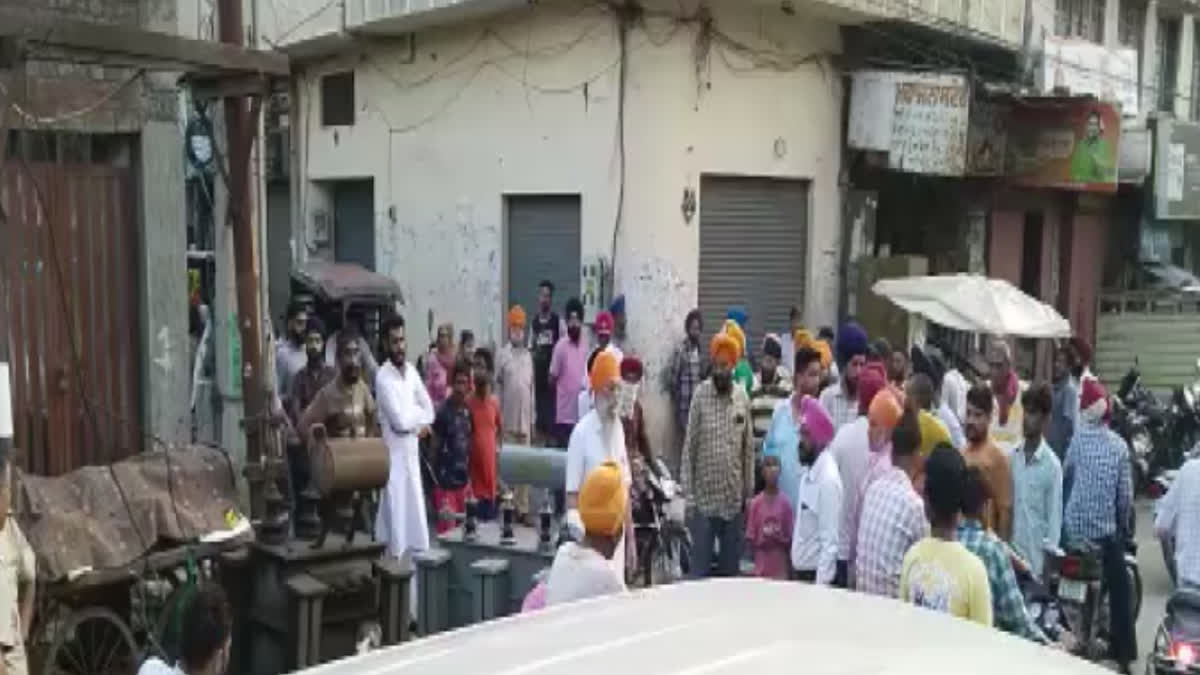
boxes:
[725,306,748,329]
[835,322,868,367]
[609,294,626,316]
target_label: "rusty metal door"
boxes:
[1,162,140,475]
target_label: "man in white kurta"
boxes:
[374,316,435,565]
[564,350,630,583]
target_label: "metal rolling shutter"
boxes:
[506,195,582,319]
[698,176,809,363]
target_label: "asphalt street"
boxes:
[1134,498,1171,675]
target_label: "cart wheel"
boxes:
[43,607,139,675]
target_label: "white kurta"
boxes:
[374,360,435,558]
[564,410,630,582]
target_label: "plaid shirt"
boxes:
[819,382,858,430]
[1063,421,1132,542]
[667,339,705,430]
[855,467,928,597]
[681,379,755,519]
[957,519,1047,643]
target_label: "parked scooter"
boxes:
[1148,588,1200,674]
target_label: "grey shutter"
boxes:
[506,195,582,319]
[698,176,809,363]
[333,179,376,271]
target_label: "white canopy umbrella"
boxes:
[871,274,1071,338]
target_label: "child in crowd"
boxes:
[430,362,473,533]
[469,348,503,520]
[745,454,794,580]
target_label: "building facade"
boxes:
[268,0,1022,447]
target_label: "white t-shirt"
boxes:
[565,410,631,581]
[544,542,627,607]
[137,658,183,675]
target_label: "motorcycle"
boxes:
[1044,539,1143,661]
[629,457,690,587]
[1113,364,1171,493]
[1149,588,1200,674]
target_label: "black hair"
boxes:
[305,316,326,338]
[685,309,702,331]
[1021,382,1053,416]
[286,300,307,320]
[762,336,782,360]
[179,584,232,673]
[892,408,922,459]
[587,348,601,375]
[794,346,821,373]
[789,306,801,320]
[565,297,584,320]
[965,383,994,416]
[460,329,475,345]
[474,347,494,373]
[907,373,935,411]
[382,314,405,335]
[871,338,893,359]
[538,279,555,294]
[924,445,967,524]
[817,326,835,341]
[335,330,358,355]
[961,466,991,519]
[452,359,473,381]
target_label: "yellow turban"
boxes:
[868,390,903,431]
[710,332,740,367]
[813,340,833,370]
[722,319,746,361]
[578,461,627,537]
[589,349,620,393]
[793,329,815,350]
[507,305,526,327]
[917,410,951,458]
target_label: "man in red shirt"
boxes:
[469,347,504,519]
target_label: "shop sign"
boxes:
[1006,100,1120,193]
[1040,36,1139,117]
[1153,119,1200,219]
[848,70,970,176]
[966,98,1009,175]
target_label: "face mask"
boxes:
[617,381,639,418]
[567,326,581,341]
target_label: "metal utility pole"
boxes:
[217,0,282,538]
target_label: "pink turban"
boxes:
[800,396,835,449]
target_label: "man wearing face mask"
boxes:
[565,350,632,582]
[681,333,755,578]
[549,299,590,449]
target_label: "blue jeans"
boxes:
[688,513,744,578]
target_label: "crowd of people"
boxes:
[266,281,1143,672]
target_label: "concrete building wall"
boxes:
[293,0,844,447]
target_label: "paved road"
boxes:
[1134,498,1170,675]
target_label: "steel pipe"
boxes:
[498,444,566,490]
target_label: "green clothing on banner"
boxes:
[1069,138,1114,182]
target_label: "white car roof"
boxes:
[299,578,1108,675]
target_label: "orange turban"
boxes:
[793,329,815,350]
[507,305,526,328]
[868,389,903,431]
[578,461,627,536]
[589,350,620,392]
[710,332,740,367]
[722,320,746,361]
[813,340,833,370]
